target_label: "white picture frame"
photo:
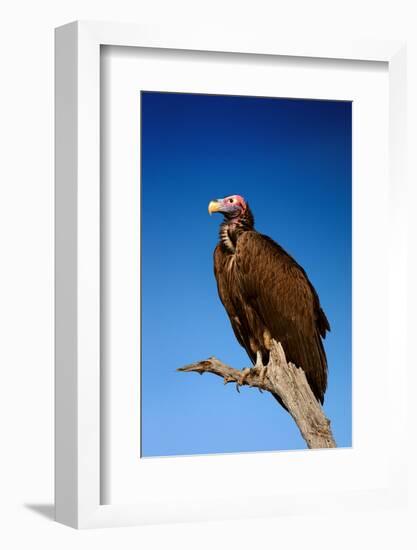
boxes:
[55,21,407,529]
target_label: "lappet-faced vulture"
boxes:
[208,194,330,405]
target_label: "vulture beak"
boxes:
[208,199,222,215]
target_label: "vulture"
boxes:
[208,194,330,405]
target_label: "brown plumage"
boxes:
[209,194,330,404]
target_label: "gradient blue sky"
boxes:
[141,91,351,457]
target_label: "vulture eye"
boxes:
[229,199,234,203]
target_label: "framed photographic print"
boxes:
[55,21,407,528]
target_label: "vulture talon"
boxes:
[258,366,268,386]
[239,367,252,386]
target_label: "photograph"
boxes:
[0,2,409,541]
[140,90,352,457]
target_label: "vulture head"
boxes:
[208,195,247,219]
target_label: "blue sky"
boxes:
[141,91,352,456]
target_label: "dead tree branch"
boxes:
[178,339,336,449]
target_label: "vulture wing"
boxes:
[234,231,330,403]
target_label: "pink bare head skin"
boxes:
[208,194,247,218]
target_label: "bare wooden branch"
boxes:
[178,339,336,449]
